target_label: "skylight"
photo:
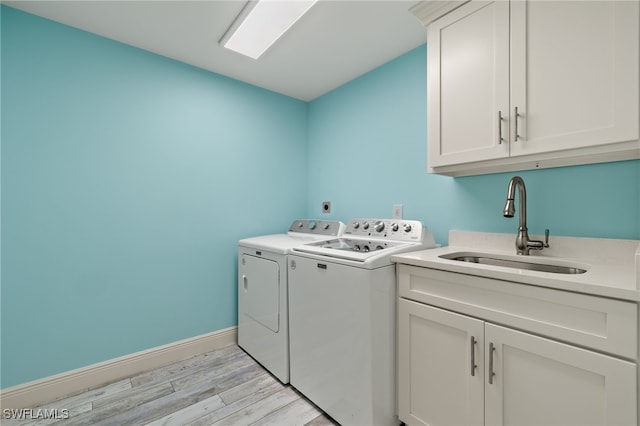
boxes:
[220,0,319,60]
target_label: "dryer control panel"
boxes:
[288,220,345,236]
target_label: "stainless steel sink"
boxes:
[439,253,587,274]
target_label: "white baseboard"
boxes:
[0,326,237,409]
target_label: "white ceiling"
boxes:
[4,0,428,101]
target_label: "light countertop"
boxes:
[391,231,640,302]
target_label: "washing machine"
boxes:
[288,218,438,425]
[237,219,345,384]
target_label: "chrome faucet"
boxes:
[503,176,549,255]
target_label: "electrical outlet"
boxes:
[392,204,403,219]
[322,201,331,214]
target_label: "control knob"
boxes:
[353,222,360,229]
[363,222,370,230]
[403,223,412,232]
[324,223,330,230]
[391,223,399,232]
[308,220,317,230]
[374,221,385,233]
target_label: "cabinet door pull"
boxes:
[514,106,521,142]
[497,111,504,144]
[470,336,477,376]
[488,342,496,384]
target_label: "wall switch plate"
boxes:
[393,204,403,219]
[322,201,331,214]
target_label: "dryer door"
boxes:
[240,254,280,332]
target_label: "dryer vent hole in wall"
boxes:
[322,201,331,214]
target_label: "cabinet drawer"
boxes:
[398,265,638,359]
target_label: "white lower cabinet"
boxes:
[398,298,637,426]
[398,300,484,426]
[486,322,636,426]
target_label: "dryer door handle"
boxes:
[242,275,248,291]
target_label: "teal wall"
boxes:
[1,6,307,388]
[307,47,640,245]
[2,6,639,389]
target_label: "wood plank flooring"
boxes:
[2,345,338,426]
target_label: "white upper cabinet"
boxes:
[428,1,510,167]
[421,0,640,176]
[510,1,639,156]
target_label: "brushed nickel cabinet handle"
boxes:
[488,342,496,384]
[498,111,504,144]
[470,336,477,376]
[514,106,521,142]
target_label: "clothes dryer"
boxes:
[238,220,345,383]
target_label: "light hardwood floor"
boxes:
[2,345,338,426]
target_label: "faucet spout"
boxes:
[503,176,545,255]
[503,176,526,223]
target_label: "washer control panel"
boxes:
[344,218,424,242]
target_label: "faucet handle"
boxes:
[544,229,550,248]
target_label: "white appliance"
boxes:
[237,219,345,384]
[288,218,438,426]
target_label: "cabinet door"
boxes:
[427,0,510,168]
[398,299,484,426]
[510,0,639,156]
[485,323,637,426]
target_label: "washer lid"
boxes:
[292,239,415,262]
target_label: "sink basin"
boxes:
[439,252,588,274]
